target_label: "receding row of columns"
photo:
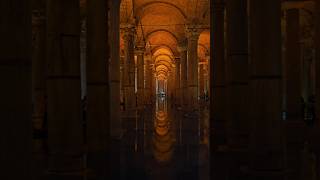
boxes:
[3,0,320,179]
[210,0,319,180]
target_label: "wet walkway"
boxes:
[115,97,210,180]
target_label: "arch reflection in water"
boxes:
[152,98,176,164]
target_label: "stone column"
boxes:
[210,0,228,179]
[121,25,136,115]
[32,9,46,136]
[186,26,200,113]
[226,0,249,178]
[285,8,306,180]
[249,0,284,179]
[109,0,122,138]
[199,62,205,101]
[175,57,181,106]
[120,56,125,110]
[178,44,188,109]
[0,0,32,179]
[136,46,145,108]
[285,9,302,122]
[86,0,109,178]
[169,69,175,100]
[31,7,48,179]
[206,55,210,98]
[151,70,156,101]
[46,0,83,176]
[145,56,152,104]
[312,1,320,180]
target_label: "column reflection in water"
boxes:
[153,97,175,164]
[123,96,210,179]
[145,97,176,179]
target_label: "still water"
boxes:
[119,97,210,180]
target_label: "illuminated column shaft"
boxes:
[249,0,284,178]
[178,44,188,109]
[47,0,83,173]
[122,25,136,113]
[145,57,152,104]
[175,58,181,106]
[136,47,145,108]
[199,63,205,100]
[120,56,125,108]
[0,0,32,178]
[151,72,156,101]
[206,56,210,98]
[169,69,175,100]
[186,27,200,112]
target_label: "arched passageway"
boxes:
[1,0,319,180]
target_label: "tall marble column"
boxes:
[145,56,152,104]
[86,0,109,178]
[186,26,200,113]
[199,62,205,101]
[109,0,122,138]
[178,43,188,109]
[32,9,46,136]
[169,69,175,100]
[121,25,136,115]
[151,70,156,102]
[0,0,32,179]
[175,57,181,106]
[285,9,302,122]
[249,0,284,179]
[32,7,48,180]
[312,1,320,179]
[120,56,125,109]
[210,0,228,179]
[206,55,210,98]
[226,0,249,178]
[136,46,145,108]
[285,8,305,180]
[46,0,83,176]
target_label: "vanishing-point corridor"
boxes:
[2,0,320,180]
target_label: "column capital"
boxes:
[120,23,135,40]
[185,24,202,41]
[175,57,181,64]
[135,46,145,56]
[177,45,187,52]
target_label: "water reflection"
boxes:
[122,97,210,180]
[153,99,175,164]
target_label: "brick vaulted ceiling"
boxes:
[120,0,210,78]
